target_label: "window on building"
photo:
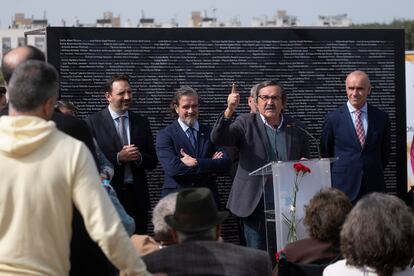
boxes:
[17,37,26,47]
[34,37,45,51]
[2,37,11,53]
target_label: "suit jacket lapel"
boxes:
[103,108,123,148]
[196,124,207,157]
[173,121,196,156]
[365,104,374,147]
[129,112,139,146]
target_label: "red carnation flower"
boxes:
[293,163,311,173]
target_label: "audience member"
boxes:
[131,192,178,256]
[324,192,414,276]
[142,187,273,276]
[55,100,78,116]
[86,74,158,234]
[1,45,113,275]
[274,188,352,275]
[211,80,310,250]
[155,86,230,203]
[0,60,150,275]
[320,70,391,203]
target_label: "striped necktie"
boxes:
[355,110,365,146]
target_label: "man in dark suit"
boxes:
[156,86,230,202]
[86,74,157,234]
[142,187,272,276]
[211,80,310,250]
[320,70,391,203]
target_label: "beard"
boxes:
[181,115,197,126]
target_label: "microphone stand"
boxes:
[287,123,322,159]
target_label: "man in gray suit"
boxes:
[210,80,310,250]
[142,187,272,276]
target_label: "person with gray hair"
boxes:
[130,192,178,257]
[324,192,414,276]
[0,60,150,275]
[211,80,309,250]
[156,85,230,203]
[55,100,78,116]
[1,45,131,276]
[142,187,272,276]
[8,60,58,114]
[151,192,178,244]
[248,83,259,113]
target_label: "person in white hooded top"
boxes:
[0,60,151,276]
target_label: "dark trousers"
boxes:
[70,207,114,275]
[115,183,148,234]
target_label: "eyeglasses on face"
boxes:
[257,95,282,102]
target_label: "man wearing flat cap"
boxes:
[142,187,272,276]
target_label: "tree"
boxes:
[353,19,414,50]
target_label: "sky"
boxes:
[1,0,413,27]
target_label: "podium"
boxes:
[249,158,335,255]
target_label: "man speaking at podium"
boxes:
[211,80,309,250]
[320,70,391,203]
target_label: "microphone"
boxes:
[286,123,321,159]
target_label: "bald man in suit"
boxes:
[320,70,391,203]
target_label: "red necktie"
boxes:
[355,110,365,146]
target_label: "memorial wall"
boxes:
[47,27,406,241]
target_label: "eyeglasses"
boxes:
[257,95,282,102]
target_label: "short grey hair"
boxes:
[152,192,178,238]
[250,83,259,97]
[8,60,59,112]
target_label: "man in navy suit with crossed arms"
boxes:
[156,86,230,204]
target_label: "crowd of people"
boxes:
[0,44,412,276]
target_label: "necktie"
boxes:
[187,127,197,149]
[117,115,133,182]
[355,110,365,146]
[118,115,128,145]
